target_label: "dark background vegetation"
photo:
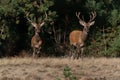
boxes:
[0,0,120,57]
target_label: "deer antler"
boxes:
[89,11,96,22]
[39,12,48,27]
[76,12,85,22]
[76,12,81,20]
[26,12,48,29]
[26,12,32,23]
[44,12,48,20]
[26,12,37,28]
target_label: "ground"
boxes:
[0,57,120,80]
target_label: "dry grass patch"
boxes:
[0,57,120,80]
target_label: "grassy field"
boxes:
[0,57,120,80]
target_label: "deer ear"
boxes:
[89,21,95,26]
[32,23,37,28]
[40,21,45,27]
[79,21,86,27]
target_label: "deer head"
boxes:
[26,12,47,33]
[76,11,96,33]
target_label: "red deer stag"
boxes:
[69,11,96,59]
[26,12,47,58]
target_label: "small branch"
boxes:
[103,26,107,52]
[52,25,57,43]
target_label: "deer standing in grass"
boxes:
[69,11,96,59]
[27,12,47,58]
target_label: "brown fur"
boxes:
[31,34,42,48]
[69,30,85,46]
[69,11,96,59]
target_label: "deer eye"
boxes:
[85,27,89,32]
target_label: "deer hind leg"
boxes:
[71,44,79,59]
[70,45,77,59]
[68,45,73,58]
[80,47,84,60]
[69,45,77,59]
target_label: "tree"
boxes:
[0,0,120,57]
[84,0,120,57]
[0,0,57,57]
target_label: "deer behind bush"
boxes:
[27,12,47,58]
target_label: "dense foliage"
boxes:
[0,0,120,57]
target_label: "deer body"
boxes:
[31,35,42,48]
[69,11,96,59]
[70,30,87,47]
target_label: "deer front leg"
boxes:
[76,45,80,59]
[36,47,41,56]
[33,48,36,58]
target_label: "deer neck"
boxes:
[82,30,88,41]
[35,32,40,42]
[35,32,39,36]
